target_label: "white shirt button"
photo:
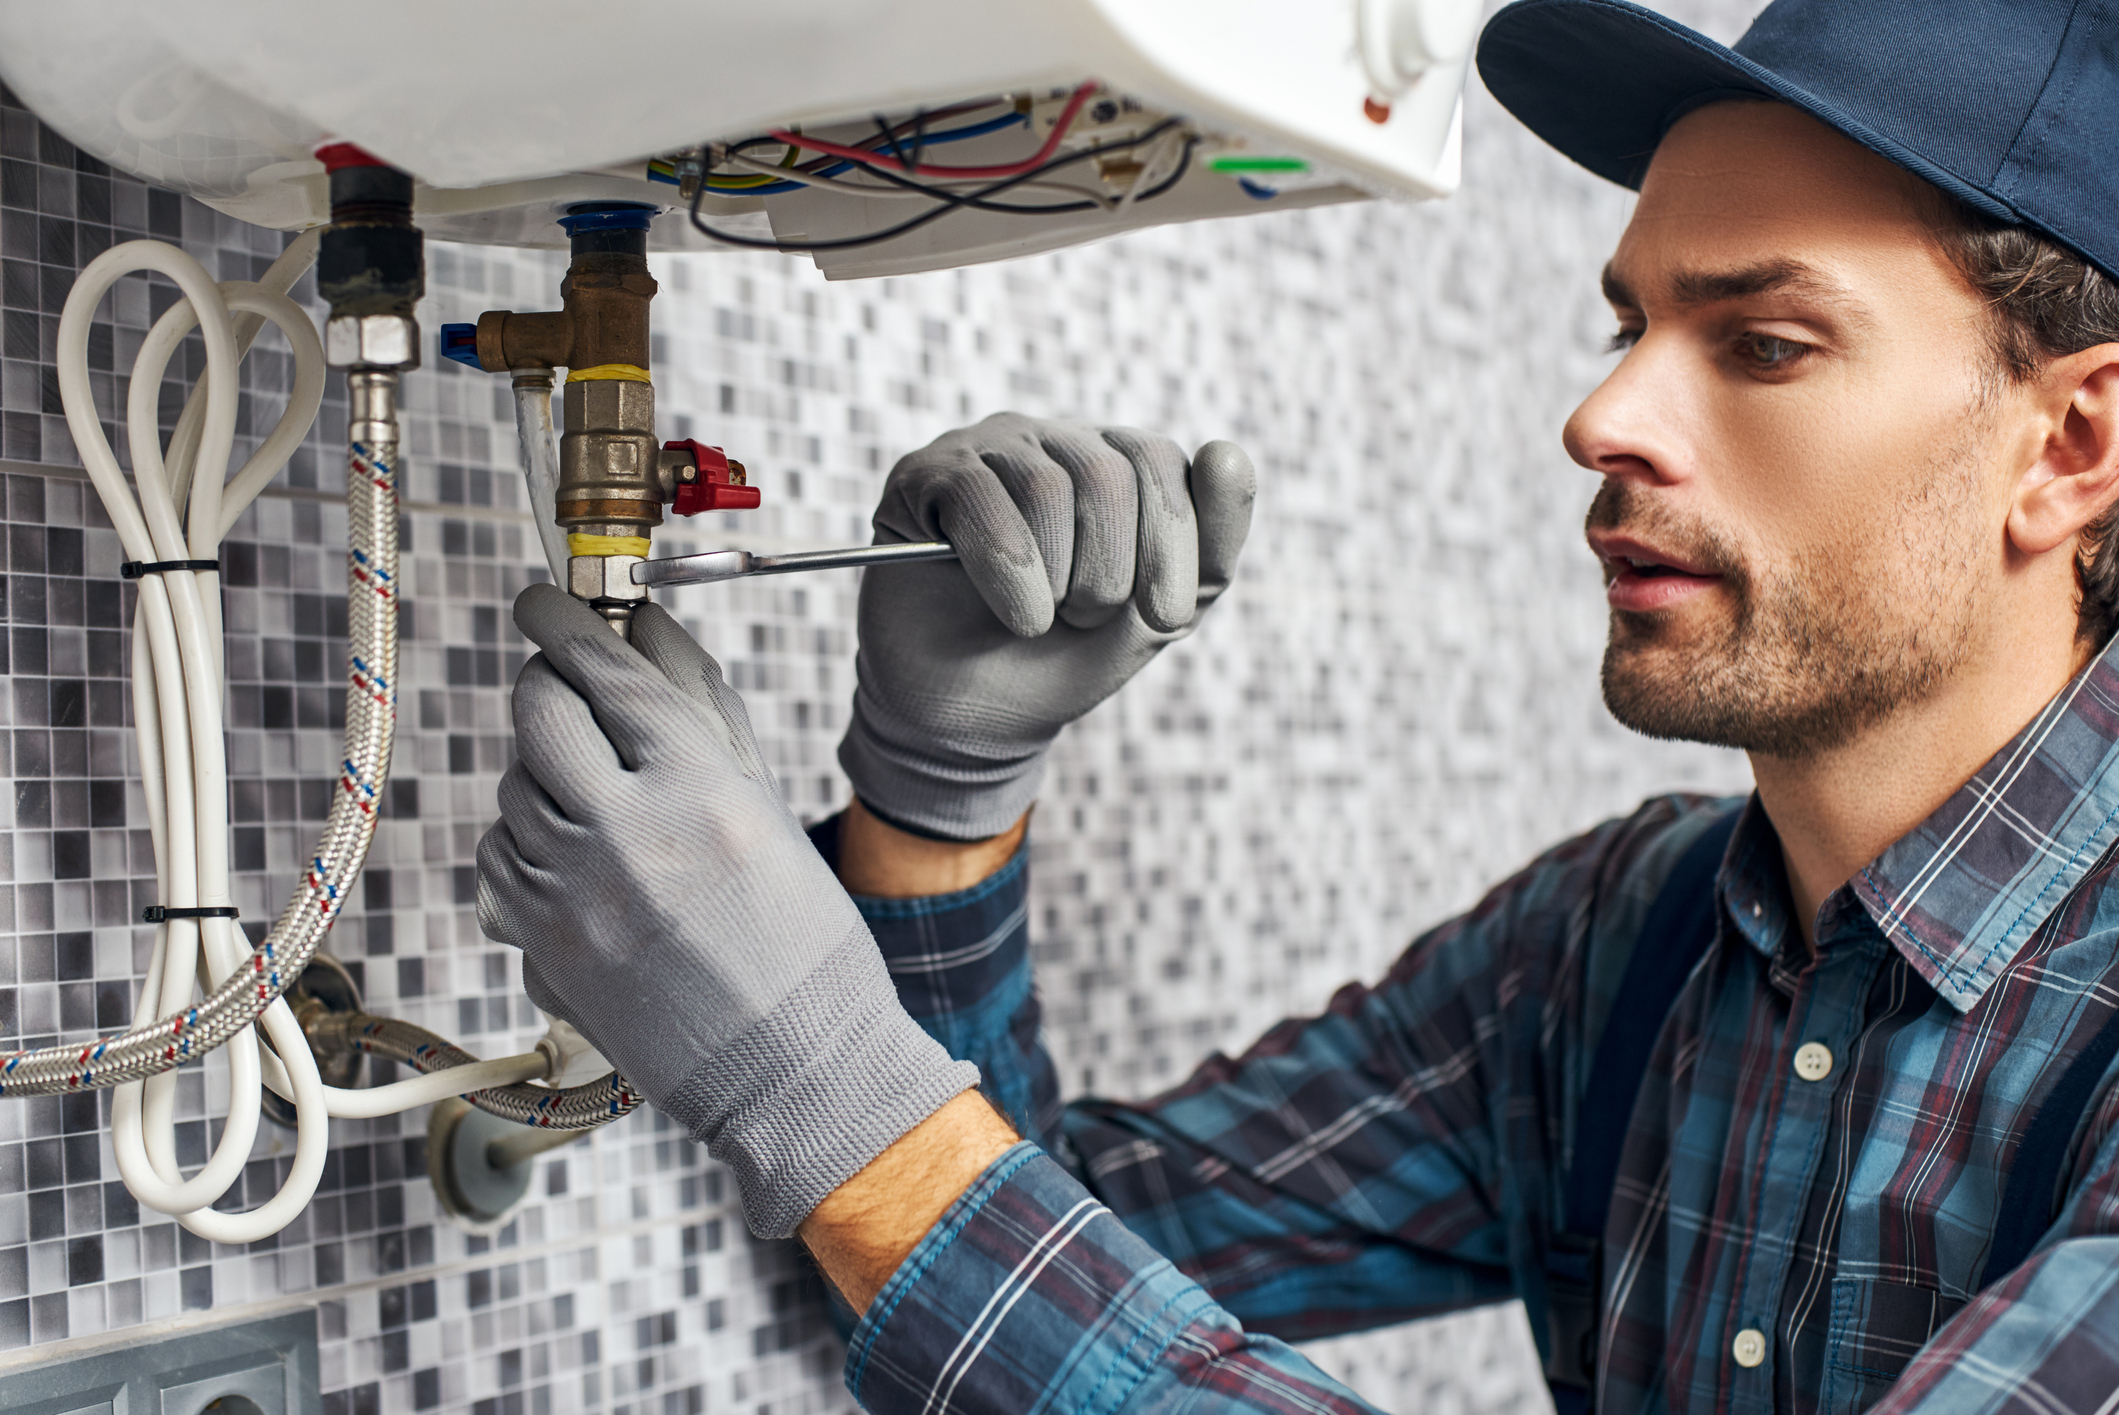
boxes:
[1793,1042,1834,1083]
[1733,1328,1767,1368]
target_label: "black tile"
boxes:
[76,174,108,224]
[26,1191,61,1241]
[179,1264,211,1310]
[8,523,43,575]
[65,1236,100,1286]
[10,628,45,676]
[1,307,33,360]
[51,830,88,879]
[0,159,31,210]
[87,779,122,827]
[24,1137,59,1189]
[102,1180,136,1228]
[48,678,83,727]
[43,527,78,577]
[11,573,43,625]
[0,407,28,476]
[147,189,181,238]
[1,258,33,309]
[57,980,92,1030]
[35,125,74,165]
[94,980,128,1028]
[61,1134,96,1185]
[8,474,42,522]
[85,628,121,678]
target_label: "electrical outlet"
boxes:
[0,1310,319,1415]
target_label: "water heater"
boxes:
[0,0,1474,276]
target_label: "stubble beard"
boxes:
[1594,436,1989,760]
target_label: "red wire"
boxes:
[767,82,1100,180]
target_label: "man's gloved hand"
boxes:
[840,412,1256,841]
[476,584,980,1238]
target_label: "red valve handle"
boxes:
[665,439,761,516]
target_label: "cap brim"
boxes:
[1475,0,2016,223]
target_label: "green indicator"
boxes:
[1206,155,1311,173]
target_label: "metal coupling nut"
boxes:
[326,314,422,370]
[568,554,648,603]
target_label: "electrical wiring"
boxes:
[714,147,1117,210]
[661,104,1034,196]
[765,82,1097,179]
[688,118,1197,253]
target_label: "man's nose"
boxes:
[1562,337,1689,488]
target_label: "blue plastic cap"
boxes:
[439,324,482,369]
[557,203,657,236]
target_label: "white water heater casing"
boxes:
[0,0,1477,277]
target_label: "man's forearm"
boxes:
[798,1090,1021,1310]
[837,795,1029,898]
[800,798,1031,1310]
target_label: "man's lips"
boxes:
[1587,532,1724,613]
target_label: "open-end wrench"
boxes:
[630,540,957,589]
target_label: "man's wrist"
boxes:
[798,1090,1020,1312]
[837,795,1029,898]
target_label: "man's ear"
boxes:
[2009,345,2119,556]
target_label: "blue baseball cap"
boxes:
[1475,0,2119,282]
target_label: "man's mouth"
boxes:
[1589,533,1724,612]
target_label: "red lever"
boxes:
[314,142,391,172]
[666,440,761,516]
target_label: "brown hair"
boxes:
[1928,203,2119,645]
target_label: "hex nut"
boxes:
[568,554,647,602]
[326,314,421,370]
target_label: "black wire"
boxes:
[838,124,1197,215]
[689,119,1194,253]
[872,114,914,171]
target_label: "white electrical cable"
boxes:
[54,235,554,1240]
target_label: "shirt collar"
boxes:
[1847,635,2119,1011]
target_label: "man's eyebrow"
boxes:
[1599,258,1870,321]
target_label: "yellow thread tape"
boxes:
[565,363,652,384]
[567,534,651,558]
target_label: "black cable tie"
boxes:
[121,559,221,579]
[141,905,240,924]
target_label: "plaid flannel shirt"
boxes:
[817,635,2119,1415]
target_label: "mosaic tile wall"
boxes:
[0,1,1760,1410]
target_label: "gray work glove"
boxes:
[840,412,1256,840]
[476,584,980,1239]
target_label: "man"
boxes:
[473,0,2119,1408]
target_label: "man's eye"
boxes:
[1606,327,1642,354]
[1736,332,1808,368]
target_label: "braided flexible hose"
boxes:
[0,381,402,1095]
[317,1012,643,1129]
